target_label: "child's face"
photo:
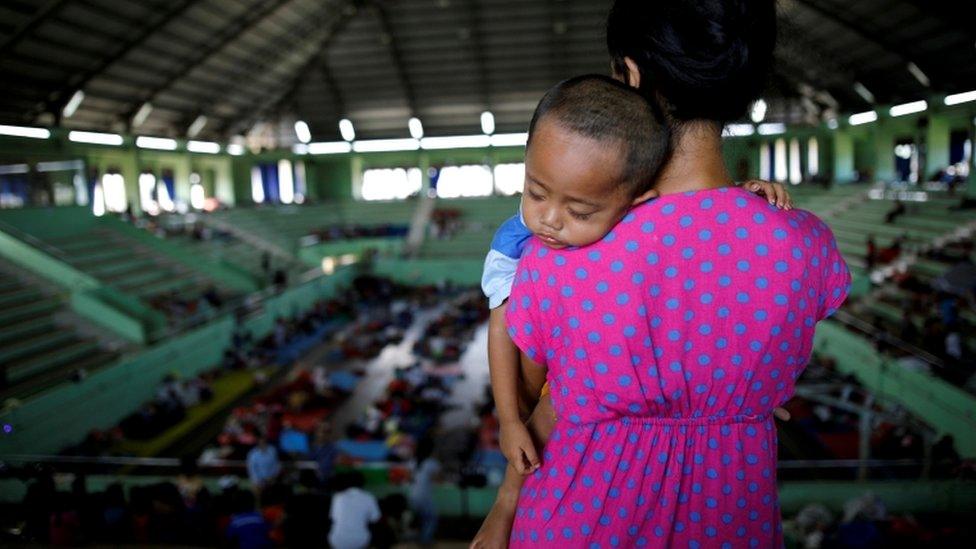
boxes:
[521,119,655,249]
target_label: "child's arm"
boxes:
[470,392,555,549]
[489,305,540,474]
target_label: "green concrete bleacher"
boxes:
[39,227,228,321]
[419,196,519,258]
[0,265,119,400]
[209,199,417,254]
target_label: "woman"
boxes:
[472,1,851,547]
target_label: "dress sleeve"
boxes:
[504,241,549,367]
[815,222,852,320]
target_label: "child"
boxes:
[482,75,793,475]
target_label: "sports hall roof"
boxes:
[0,0,973,144]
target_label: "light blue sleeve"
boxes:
[481,207,532,309]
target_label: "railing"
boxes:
[0,217,74,263]
[830,309,945,370]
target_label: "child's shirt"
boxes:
[481,206,533,309]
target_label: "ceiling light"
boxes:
[906,62,930,87]
[339,119,355,141]
[187,140,220,154]
[132,102,153,127]
[853,82,875,104]
[757,123,785,135]
[945,90,976,106]
[308,141,352,154]
[294,120,311,143]
[0,124,51,139]
[187,115,207,138]
[489,133,527,147]
[889,100,927,117]
[750,99,767,123]
[724,124,755,137]
[826,118,839,130]
[420,135,489,150]
[62,90,85,118]
[68,130,123,146]
[408,117,424,139]
[481,111,495,135]
[848,111,878,126]
[227,143,245,156]
[135,136,178,150]
[352,138,419,153]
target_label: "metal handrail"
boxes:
[0,217,73,263]
[830,309,945,369]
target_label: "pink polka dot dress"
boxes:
[505,187,851,548]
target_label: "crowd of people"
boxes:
[303,223,409,244]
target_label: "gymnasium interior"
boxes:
[0,0,975,547]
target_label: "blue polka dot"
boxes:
[625,240,639,252]
[610,260,624,272]
[596,281,609,293]
[666,298,679,310]
[561,286,573,297]
[736,227,749,239]
[737,260,750,272]
[716,212,730,224]
[680,215,693,227]
[662,204,675,215]
[775,261,788,272]
[603,313,616,325]
[588,250,601,261]
[632,272,645,284]
[595,362,608,374]
[700,261,713,273]
[575,267,588,279]
[665,266,678,278]
[755,244,769,256]
[641,221,655,233]
[588,331,601,343]
[663,235,676,246]
[717,244,731,255]
[616,293,630,305]
[646,252,659,265]
[700,198,713,209]
[753,212,766,224]
[555,255,566,266]
[774,228,787,240]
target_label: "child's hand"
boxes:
[500,420,540,474]
[744,180,794,210]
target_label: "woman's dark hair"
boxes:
[607,0,777,125]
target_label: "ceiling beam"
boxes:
[0,0,70,57]
[463,0,491,111]
[793,0,947,89]
[34,0,199,125]
[372,0,418,115]
[222,2,361,138]
[118,0,296,127]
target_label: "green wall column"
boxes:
[833,130,854,183]
[927,115,950,180]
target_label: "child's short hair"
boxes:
[527,74,670,197]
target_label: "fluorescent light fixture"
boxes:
[63,90,85,118]
[757,123,786,135]
[750,99,767,123]
[906,62,930,87]
[292,144,308,155]
[853,82,875,104]
[944,90,976,106]
[37,160,83,172]
[0,164,29,175]
[68,130,123,146]
[420,134,489,150]
[339,118,355,141]
[0,124,51,139]
[725,123,755,137]
[278,159,294,204]
[187,140,220,154]
[490,132,528,147]
[826,118,839,130]
[132,102,153,127]
[408,117,424,139]
[352,138,419,153]
[308,141,352,154]
[135,136,178,150]
[848,110,878,126]
[187,115,207,138]
[294,120,311,143]
[889,100,927,117]
[481,111,495,134]
[227,143,245,156]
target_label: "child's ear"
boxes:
[631,188,659,206]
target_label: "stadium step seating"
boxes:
[0,267,120,399]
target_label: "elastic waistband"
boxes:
[582,412,771,427]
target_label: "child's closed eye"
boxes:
[569,210,592,221]
[527,190,544,201]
